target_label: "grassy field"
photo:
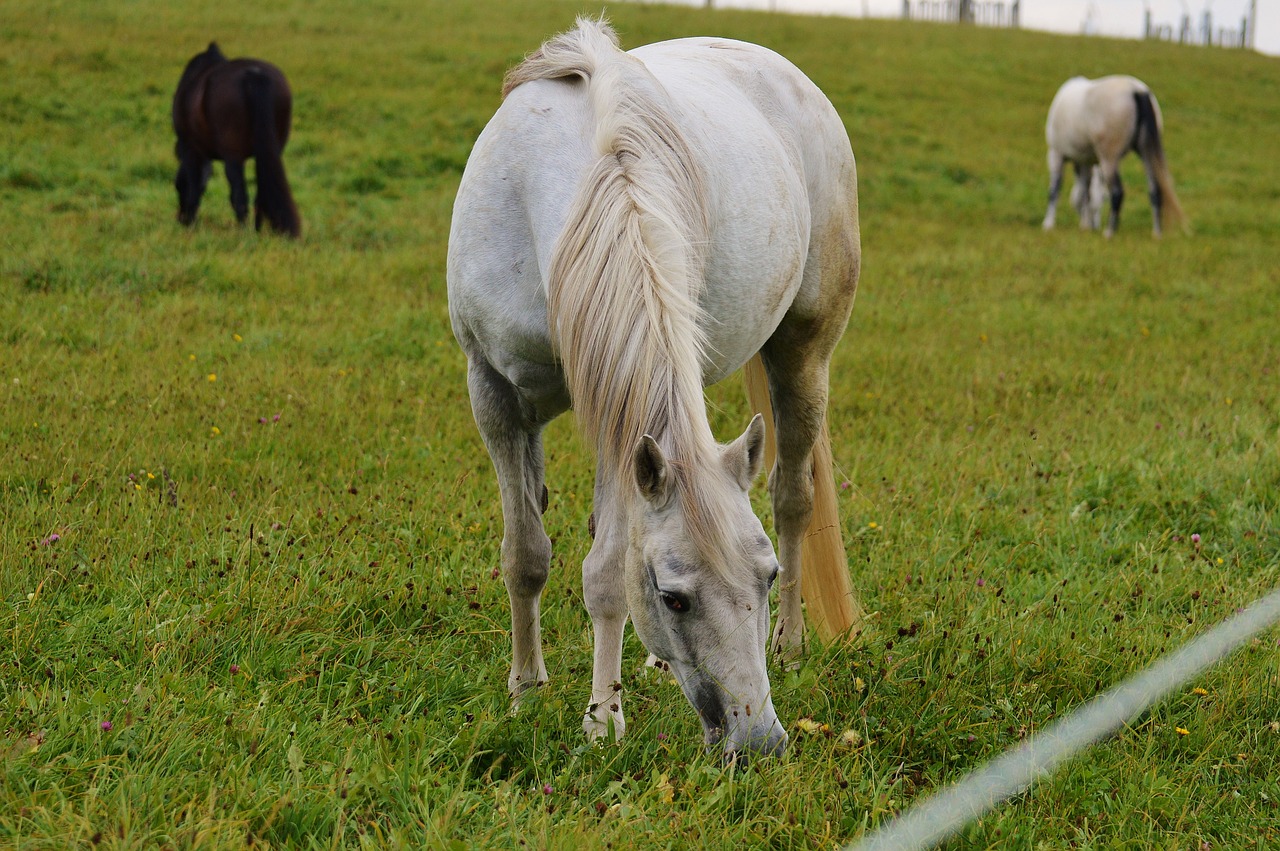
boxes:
[2,0,1279,847]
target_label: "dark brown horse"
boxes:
[172,43,301,237]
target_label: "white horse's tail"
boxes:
[744,354,864,641]
[1133,90,1186,232]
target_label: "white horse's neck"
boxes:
[508,20,744,574]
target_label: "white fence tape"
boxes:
[848,584,1280,851]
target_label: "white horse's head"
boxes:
[625,414,788,759]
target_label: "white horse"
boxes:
[447,19,859,758]
[1042,75,1184,238]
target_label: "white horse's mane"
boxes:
[505,19,745,575]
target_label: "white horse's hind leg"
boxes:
[466,359,552,702]
[1042,150,1066,230]
[758,353,832,662]
[581,493,627,741]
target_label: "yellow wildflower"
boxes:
[655,772,675,804]
[1176,727,1190,736]
[1192,687,1208,696]
[233,334,242,343]
[207,373,217,382]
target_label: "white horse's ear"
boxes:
[724,413,767,491]
[634,434,671,506]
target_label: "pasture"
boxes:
[2,0,1278,847]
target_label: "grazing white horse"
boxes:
[447,18,860,758]
[1042,75,1184,238]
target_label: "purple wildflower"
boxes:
[100,720,112,731]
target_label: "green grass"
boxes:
[2,0,1279,847]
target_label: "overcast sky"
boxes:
[645,1,1275,55]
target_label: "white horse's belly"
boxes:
[633,44,813,383]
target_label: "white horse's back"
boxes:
[449,33,855,401]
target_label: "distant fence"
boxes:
[902,0,1019,28]
[1144,1,1257,50]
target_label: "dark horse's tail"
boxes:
[244,69,301,238]
[1132,90,1185,233]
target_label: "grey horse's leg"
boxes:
[1071,162,1096,229]
[1101,160,1124,238]
[1042,150,1066,230]
[581,483,628,741]
[225,159,250,224]
[466,357,552,701]
[1140,155,1163,238]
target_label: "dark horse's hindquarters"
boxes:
[172,42,301,237]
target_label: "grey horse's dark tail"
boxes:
[1132,90,1186,232]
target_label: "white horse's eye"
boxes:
[767,567,779,590]
[660,591,689,613]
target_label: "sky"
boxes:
[645,1,1277,56]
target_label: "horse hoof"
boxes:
[640,653,674,678]
[507,676,547,712]
[583,704,625,742]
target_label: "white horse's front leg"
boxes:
[581,502,627,742]
[466,359,552,704]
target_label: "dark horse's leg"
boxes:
[225,159,250,224]
[175,145,213,226]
